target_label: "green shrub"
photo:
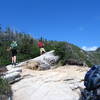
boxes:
[0,78,12,97]
[86,60,93,67]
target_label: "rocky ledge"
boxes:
[12,65,89,100]
[0,51,89,100]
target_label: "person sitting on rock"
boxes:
[38,40,46,55]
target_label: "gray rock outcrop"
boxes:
[21,50,59,70]
[1,65,22,84]
[32,50,59,70]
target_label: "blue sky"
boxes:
[0,0,100,50]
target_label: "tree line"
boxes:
[1,25,99,67]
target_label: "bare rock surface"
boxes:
[4,51,89,100]
[12,65,89,100]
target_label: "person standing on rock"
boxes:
[9,40,18,66]
[38,40,46,55]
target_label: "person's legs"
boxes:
[11,49,17,65]
[11,49,14,65]
[13,49,17,65]
[13,56,16,65]
[12,56,14,65]
[40,48,46,55]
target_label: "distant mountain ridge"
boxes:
[96,48,100,52]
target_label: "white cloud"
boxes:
[82,46,98,51]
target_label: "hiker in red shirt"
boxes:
[38,40,46,55]
[38,41,44,48]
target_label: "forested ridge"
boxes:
[0,25,100,67]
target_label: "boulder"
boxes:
[3,72,21,84]
[33,50,59,70]
[1,65,23,84]
[65,59,84,66]
[6,67,22,74]
[38,64,50,70]
[22,61,39,70]
[20,50,59,70]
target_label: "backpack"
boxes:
[38,42,44,48]
[84,65,100,91]
[10,41,17,49]
[81,65,100,100]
